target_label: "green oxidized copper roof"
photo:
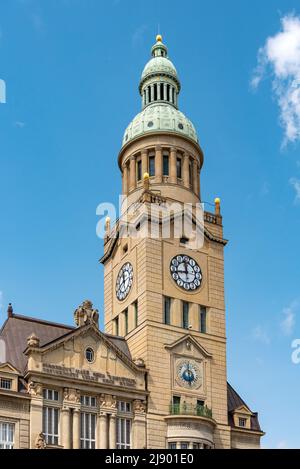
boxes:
[141,56,179,82]
[122,35,198,148]
[122,103,198,146]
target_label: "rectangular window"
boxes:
[176,157,182,179]
[80,413,96,449]
[163,154,169,176]
[116,418,131,449]
[43,407,59,446]
[134,301,138,328]
[114,316,119,336]
[118,401,132,413]
[181,442,189,449]
[172,395,181,414]
[43,389,59,401]
[137,160,142,181]
[239,418,247,428]
[0,378,12,390]
[182,302,189,329]
[197,400,205,408]
[164,297,171,325]
[124,309,128,335]
[0,422,14,449]
[149,155,155,177]
[200,306,207,334]
[168,442,177,449]
[81,396,97,408]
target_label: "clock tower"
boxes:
[101,35,263,449]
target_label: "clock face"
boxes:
[170,255,202,291]
[116,262,133,301]
[176,359,202,389]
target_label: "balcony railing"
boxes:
[169,403,213,419]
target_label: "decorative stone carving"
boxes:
[28,381,43,397]
[134,357,146,368]
[27,333,40,348]
[35,432,46,449]
[63,388,80,403]
[74,300,99,328]
[134,400,146,414]
[99,394,107,408]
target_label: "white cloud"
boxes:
[252,325,271,345]
[277,440,289,449]
[252,14,300,146]
[14,121,26,128]
[132,24,148,48]
[290,177,300,203]
[280,300,298,336]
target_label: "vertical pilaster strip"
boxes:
[155,146,163,183]
[170,147,177,184]
[130,156,136,191]
[183,153,190,188]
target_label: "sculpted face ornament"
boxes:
[170,255,202,291]
[116,263,133,301]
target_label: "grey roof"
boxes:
[227,382,262,432]
[0,314,131,372]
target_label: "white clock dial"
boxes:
[116,263,133,301]
[170,255,202,291]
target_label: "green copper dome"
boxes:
[122,103,198,146]
[141,56,179,84]
[122,35,198,148]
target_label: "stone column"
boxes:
[73,408,81,450]
[193,160,198,195]
[150,84,154,102]
[123,165,128,195]
[130,156,136,192]
[190,303,199,331]
[170,86,174,104]
[172,299,182,327]
[155,146,163,183]
[98,412,108,449]
[146,87,150,105]
[142,150,148,178]
[170,147,177,184]
[157,82,161,100]
[183,153,190,188]
[109,414,117,449]
[164,83,168,102]
[61,407,71,449]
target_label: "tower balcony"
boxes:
[169,403,212,418]
[165,404,216,449]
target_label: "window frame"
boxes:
[80,412,96,449]
[43,406,59,446]
[182,301,189,329]
[0,422,14,449]
[164,297,171,325]
[149,154,155,177]
[0,378,12,390]
[163,154,169,176]
[199,306,207,334]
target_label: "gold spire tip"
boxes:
[156,34,163,43]
[215,198,221,204]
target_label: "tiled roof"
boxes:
[227,382,262,432]
[0,314,131,372]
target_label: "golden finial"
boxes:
[156,34,163,43]
[215,198,221,216]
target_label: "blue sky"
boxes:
[1,0,300,449]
